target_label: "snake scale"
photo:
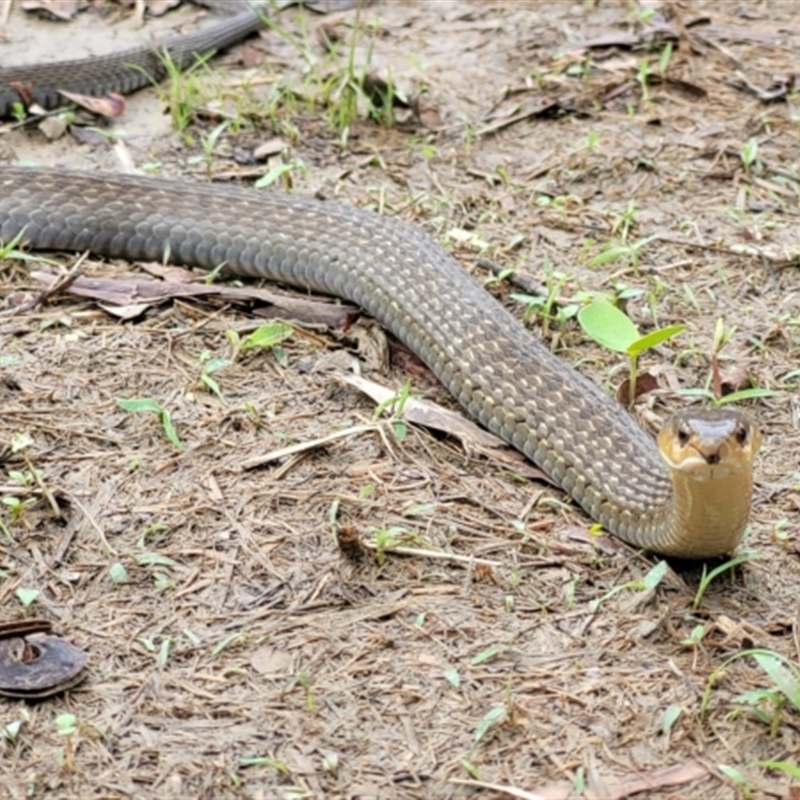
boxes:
[0,2,759,558]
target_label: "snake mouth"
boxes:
[667,449,748,481]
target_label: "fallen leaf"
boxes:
[615,372,659,405]
[57,90,127,118]
[20,0,79,20]
[250,645,293,676]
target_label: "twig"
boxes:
[1,251,90,317]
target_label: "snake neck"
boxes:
[663,468,754,558]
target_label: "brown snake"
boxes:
[0,3,761,558]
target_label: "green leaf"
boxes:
[15,587,39,607]
[474,706,506,744]
[10,432,33,452]
[117,398,162,413]
[578,302,639,352]
[109,562,130,584]
[444,668,461,688]
[403,503,436,517]
[662,704,681,735]
[589,245,633,267]
[239,756,290,774]
[716,387,779,405]
[471,645,502,665]
[752,652,800,711]
[159,408,185,451]
[55,713,77,736]
[254,162,295,189]
[757,760,800,780]
[717,764,748,787]
[239,322,293,354]
[135,552,180,568]
[391,421,407,440]
[642,559,668,590]
[629,324,687,357]
[203,357,232,374]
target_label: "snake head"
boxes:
[656,408,762,481]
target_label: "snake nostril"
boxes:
[704,452,721,465]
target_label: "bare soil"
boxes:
[1,1,799,797]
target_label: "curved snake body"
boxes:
[0,3,759,558]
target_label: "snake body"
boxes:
[0,3,760,558]
[0,4,263,118]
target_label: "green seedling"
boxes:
[9,432,59,517]
[589,234,657,274]
[679,318,778,406]
[239,756,291,776]
[701,648,800,737]
[2,496,35,522]
[717,764,751,798]
[692,551,760,610]
[588,559,668,612]
[198,350,232,403]
[198,120,229,178]
[658,42,673,78]
[15,587,39,607]
[226,321,293,362]
[1,718,23,744]
[636,58,652,105]
[371,525,405,566]
[458,703,507,779]
[578,300,686,407]
[55,713,78,772]
[510,262,580,336]
[254,157,308,191]
[373,379,412,440]
[740,138,760,175]
[116,398,185,451]
[282,670,316,713]
[662,703,682,737]
[154,47,216,140]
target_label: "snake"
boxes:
[0,4,762,559]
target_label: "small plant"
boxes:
[717,764,752,798]
[588,559,668,612]
[198,120,229,178]
[701,648,800,737]
[253,157,308,191]
[590,234,657,275]
[657,41,673,78]
[116,398,185,451]
[282,670,317,713]
[740,138,760,175]
[15,587,40,607]
[636,57,652,105]
[198,350,232,403]
[692,551,760,610]
[680,318,778,406]
[8,433,60,517]
[371,525,405,566]
[373,379,413,440]
[226,321,293,362]
[154,48,216,141]
[510,261,580,336]
[2,496,35,523]
[578,300,686,407]
[55,713,78,771]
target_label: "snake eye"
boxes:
[676,425,690,446]
[735,425,748,445]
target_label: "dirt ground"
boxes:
[1,0,800,797]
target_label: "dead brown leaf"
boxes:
[58,90,127,118]
[250,645,293,676]
[20,0,78,20]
